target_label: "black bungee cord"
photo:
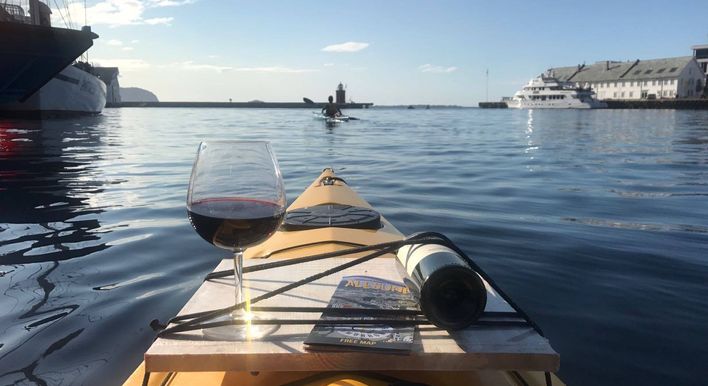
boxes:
[153,232,542,337]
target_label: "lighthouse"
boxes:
[335,83,346,104]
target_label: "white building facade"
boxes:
[550,57,705,100]
[693,44,708,76]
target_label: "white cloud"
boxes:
[131,39,140,44]
[63,0,144,26]
[174,61,233,72]
[168,62,317,74]
[321,42,369,53]
[419,64,458,73]
[106,39,123,46]
[232,66,317,73]
[323,63,334,67]
[148,0,196,6]
[93,58,151,71]
[55,0,190,27]
[144,16,174,25]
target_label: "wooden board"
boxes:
[145,257,559,373]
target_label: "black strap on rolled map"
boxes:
[154,232,544,338]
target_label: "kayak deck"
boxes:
[127,364,553,386]
[123,169,563,386]
[312,111,350,122]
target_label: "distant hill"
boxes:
[120,87,159,102]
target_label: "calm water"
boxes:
[1,108,707,386]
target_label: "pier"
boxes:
[605,99,708,109]
[478,102,508,108]
[478,100,708,109]
[107,101,374,109]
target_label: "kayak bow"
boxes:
[123,169,563,386]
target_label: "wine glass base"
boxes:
[202,312,280,341]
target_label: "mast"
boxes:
[29,0,40,25]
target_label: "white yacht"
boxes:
[507,72,607,109]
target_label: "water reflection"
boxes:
[0,117,112,385]
[0,118,109,264]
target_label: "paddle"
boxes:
[304,97,360,120]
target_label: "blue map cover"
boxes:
[304,275,418,352]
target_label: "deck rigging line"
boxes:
[145,232,553,386]
[154,232,544,337]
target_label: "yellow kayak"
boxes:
[123,168,563,386]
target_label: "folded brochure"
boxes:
[304,275,418,352]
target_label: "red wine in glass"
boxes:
[188,198,284,250]
[187,141,286,340]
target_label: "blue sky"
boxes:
[56,0,708,105]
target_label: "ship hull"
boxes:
[0,65,107,118]
[0,22,97,104]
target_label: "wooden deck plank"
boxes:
[145,257,559,373]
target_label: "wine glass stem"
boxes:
[233,250,244,307]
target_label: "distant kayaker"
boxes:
[321,96,342,117]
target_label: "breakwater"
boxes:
[605,99,708,109]
[108,101,373,109]
[478,102,508,108]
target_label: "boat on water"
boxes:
[0,0,106,117]
[507,71,607,109]
[312,111,350,124]
[122,169,563,386]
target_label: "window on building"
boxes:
[652,80,656,86]
[613,82,618,87]
[670,79,675,85]
[669,67,678,72]
[644,81,648,86]
[621,91,625,98]
[633,70,642,75]
[630,81,634,87]
[629,91,634,98]
[613,92,617,98]
[644,69,653,74]
[621,81,625,87]
[657,68,666,74]
[641,90,648,98]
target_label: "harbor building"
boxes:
[94,67,121,104]
[692,44,708,76]
[550,56,705,100]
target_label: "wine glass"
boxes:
[187,141,286,340]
